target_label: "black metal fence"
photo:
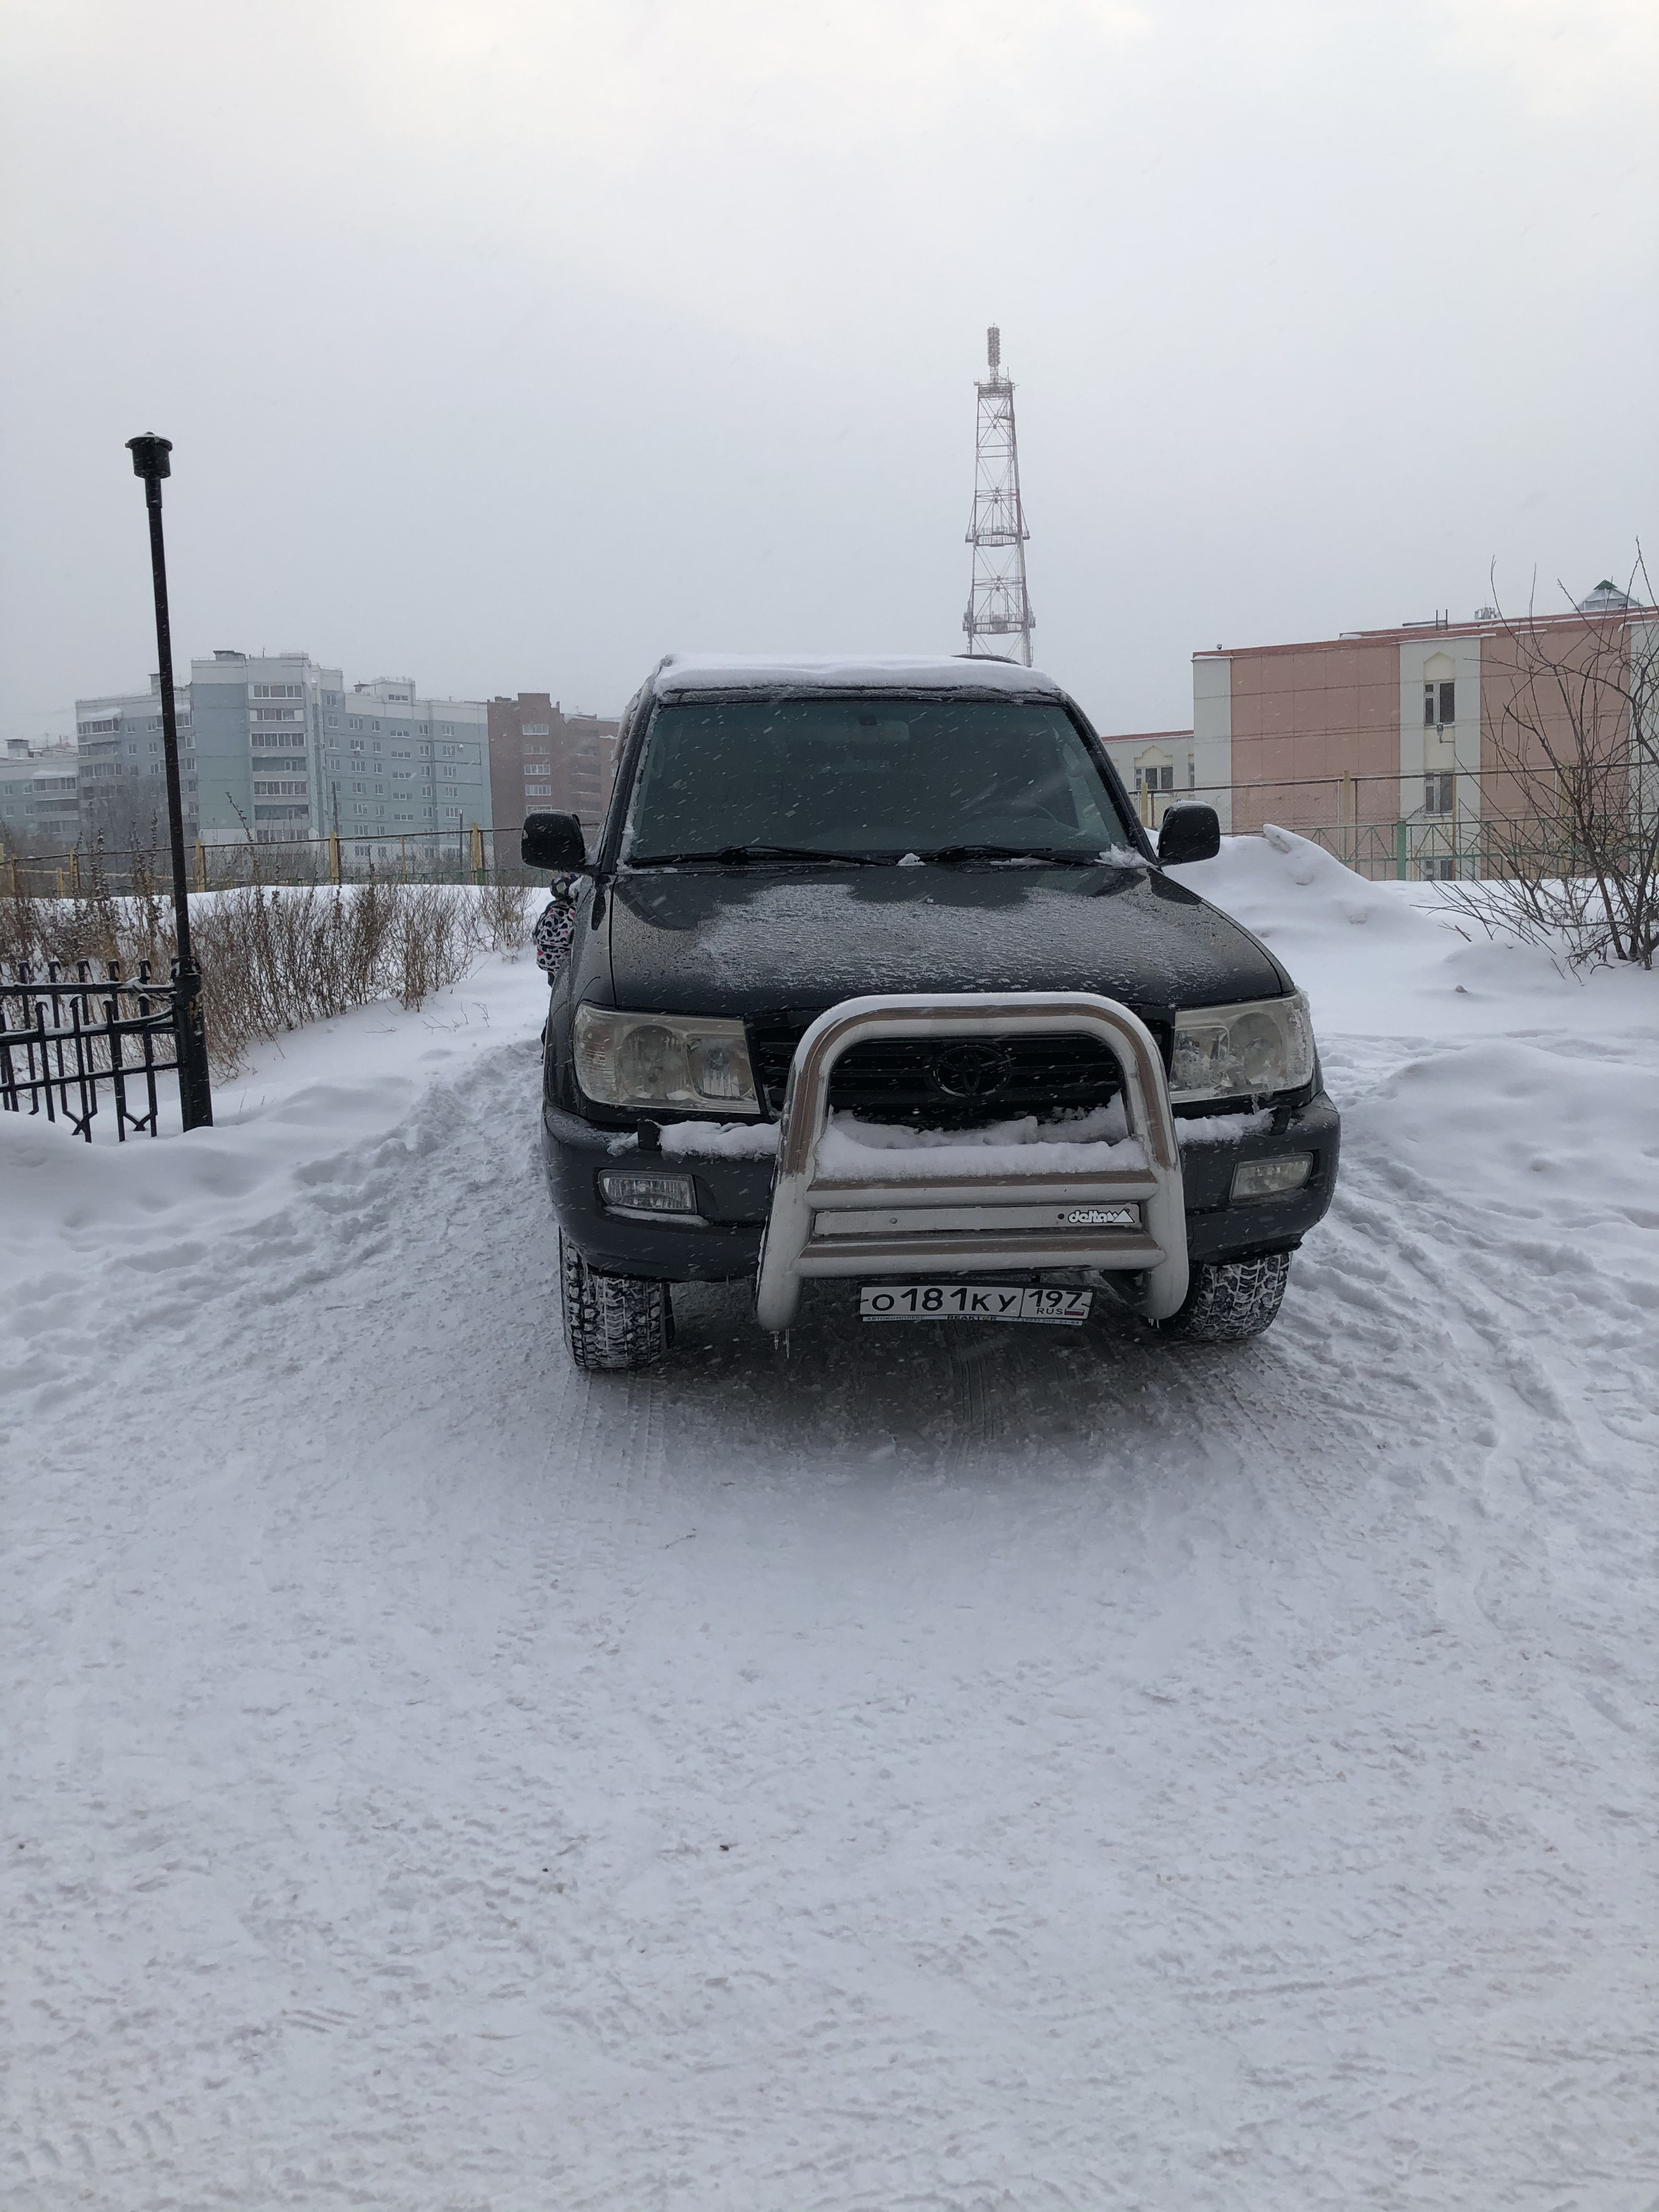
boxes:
[1,960,188,1142]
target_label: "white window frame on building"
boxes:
[1423,678,1455,728]
[1131,745,1179,828]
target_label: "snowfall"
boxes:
[3,830,1656,2212]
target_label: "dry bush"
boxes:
[476,877,532,952]
[0,866,45,967]
[2,876,493,1077]
[1,847,127,969]
[1447,559,1659,969]
[388,883,482,1008]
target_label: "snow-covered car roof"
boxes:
[652,653,1065,699]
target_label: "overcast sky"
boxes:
[1,0,1654,743]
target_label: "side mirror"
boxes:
[521,811,587,870]
[1156,803,1220,866]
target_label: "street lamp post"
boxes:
[126,433,212,1130]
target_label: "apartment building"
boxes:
[322,677,490,861]
[1,739,81,850]
[75,653,493,860]
[186,650,342,845]
[74,679,198,846]
[487,694,622,847]
[1192,588,1659,877]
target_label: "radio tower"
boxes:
[962,324,1034,665]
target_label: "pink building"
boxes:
[1189,592,1658,878]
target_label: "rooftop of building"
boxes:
[1195,597,1659,663]
[490,695,615,719]
[3,740,77,765]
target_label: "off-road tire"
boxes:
[559,1231,673,1371]
[1155,1251,1292,1343]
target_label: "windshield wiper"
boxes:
[920,844,1110,866]
[627,844,883,867]
[625,842,1130,869]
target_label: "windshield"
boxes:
[622,695,1135,863]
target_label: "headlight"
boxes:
[574,1005,760,1113]
[1169,992,1315,1105]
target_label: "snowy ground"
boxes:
[4,834,1656,2210]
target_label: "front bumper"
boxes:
[543,998,1340,1307]
[1181,1090,1340,1265]
[541,1104,771,1281]
[753,994,1191,1328]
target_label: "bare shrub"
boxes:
[1447,557,1658,968]
[4,878,490,1077]
[187,881,485,1065]
[477,877,532,952]
[389,884,481,1008]
[1,841,178,969]
[0,852,45,967]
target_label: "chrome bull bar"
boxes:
[754,992,1189,1331]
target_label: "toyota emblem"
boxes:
[929,1039,1015,1099]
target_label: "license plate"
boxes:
[860,1284,1093,1325]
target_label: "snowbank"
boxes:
[1168,824,1659,1040]
[1343,1034,1659,1310]
[0,947,549,1299]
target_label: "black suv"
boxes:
[526,656,1339,1369]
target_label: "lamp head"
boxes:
[126,434,173,480]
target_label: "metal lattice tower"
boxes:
[962,324,1034,666]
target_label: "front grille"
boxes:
[748,1012,1125,1128]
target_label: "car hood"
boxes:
[602,863,1289,1018]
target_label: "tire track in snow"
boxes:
[7,1018,1659,2211]
[947,1333,1009,1469]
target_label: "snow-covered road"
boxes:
[4,838,1657,2209]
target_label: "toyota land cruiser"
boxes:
[525,655,1340,1370]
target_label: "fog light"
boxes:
[597,1169,699,1215]
[1231,1154,1313,1201]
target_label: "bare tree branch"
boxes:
[1445,554,1658,969]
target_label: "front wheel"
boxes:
[559,1231,673,1371]
[1154,1251,1291,1343]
